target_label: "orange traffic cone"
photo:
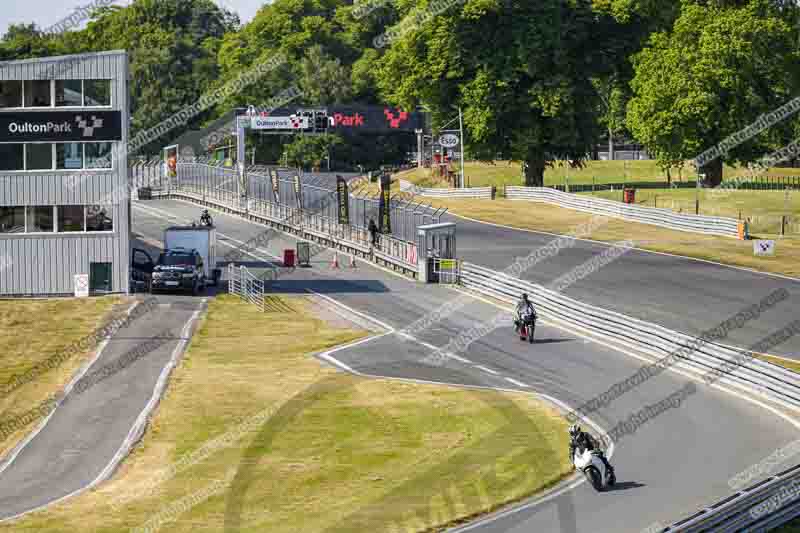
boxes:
[330,251,340,269]
[349,254,357,268]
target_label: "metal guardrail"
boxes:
[504,186,742,238]
[153,184,419,278]
[459,261,800,531]
[398,179,494,199]
[459,262,800,410]
[660,464,800,532]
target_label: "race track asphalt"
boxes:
[130,199,800,533]
[445,211,800,358]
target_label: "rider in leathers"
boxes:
[569,424,614,475]
[515,293,537,334]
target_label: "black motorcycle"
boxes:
[514,313,536,343]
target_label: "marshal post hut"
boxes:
[0,51,130,296]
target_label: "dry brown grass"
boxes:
[4,295,572,533]
[0,296,122,456]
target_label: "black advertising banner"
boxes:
[0,111,123,142]
[379,173,392,234]
[270,169,280,203]
[336,175,349,225]
[293,174,302,209]
[327,105,423,133]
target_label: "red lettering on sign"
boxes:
[333,112,365,128]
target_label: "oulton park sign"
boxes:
[0,111,123,142]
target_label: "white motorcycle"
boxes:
[573,447,615,491]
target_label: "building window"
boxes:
[27,206,54,232]
[24,80,52,107]
[55,80,83,107]
[0,206,25,233]
[56,143,84,170]
[57,205,85,232]
[85,142,113,169]
[0,81,22,108]
[84,80,111,106]
[86,205,113,231]
[0,144,24,171]
[26,143,54,171]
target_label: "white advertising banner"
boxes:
[250,116,308,130]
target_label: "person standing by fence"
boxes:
[368,218,378,249]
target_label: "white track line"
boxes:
[505,377,531,388]
[0,300,206,524]
[448,211,800,283]
[449,285,800,432]
[306,290,615,503]
[0,300,141,477]
[475,365,500,376]
[133,204,281,262]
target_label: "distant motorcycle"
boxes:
[200,210,213,227]
[573,447,615,491]
[514,313,536,343]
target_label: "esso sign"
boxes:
[439,134,459,148]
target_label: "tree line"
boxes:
[3,0,800,184]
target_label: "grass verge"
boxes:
[397,160,800,189]
[418,197,800,278]
[0,296,122,457]
[3,295,572,532]
[579,188,800,236]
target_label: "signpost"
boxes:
[439,134,459,148]
[251,115,308,130]
[293,174,302,209]
[379,173,392,234]
[296,242,311,267]
[336,175,350,225]
[74,274,89,298]
[754,240,776,256]
[270,169,280,203]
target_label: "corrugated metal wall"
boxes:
[0,51,130,296]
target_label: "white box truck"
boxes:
[161,226,220,286]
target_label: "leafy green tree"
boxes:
[78,0,234,154]
[627,1,800,185]
[373,0,635,186]
[281,133,343,169]
[592,74,630,161]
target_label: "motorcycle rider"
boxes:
[200,209,213,227]
[569,424,614,475]
[515,293,537,337]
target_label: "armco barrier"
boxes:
[398,179,493,199]
[459,262,800,411]
[505,186,741,238]
[658,464,800,532]
[152,185,419,278]
[459,261,800,531]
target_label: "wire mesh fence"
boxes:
[157,162,445,243]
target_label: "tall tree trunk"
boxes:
[523,152,546,187]
[666,167,671,187]
[608,126,614,161]
[700,158,723,187]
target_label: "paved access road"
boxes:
[131,199,800,533]
[446,212,800,358]
[0,293,204,522]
